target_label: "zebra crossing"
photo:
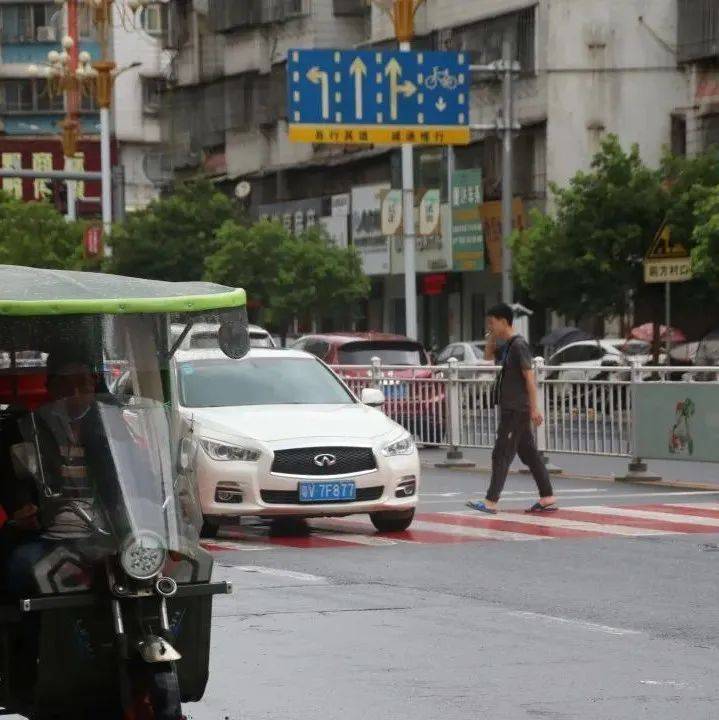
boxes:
[202,502,719,552]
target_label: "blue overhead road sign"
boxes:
[287,48,471,145]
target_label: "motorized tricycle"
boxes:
[0,265,249,719]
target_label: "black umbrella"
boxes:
[539,327,593,351]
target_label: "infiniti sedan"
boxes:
[174,348,420,538]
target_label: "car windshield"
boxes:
[471,343,486,359]
[178,357,354,407]
[338,342,427,366]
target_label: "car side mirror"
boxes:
[218,321,251,360]
[361,388,385,407]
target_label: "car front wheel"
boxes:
[370,509,415,533]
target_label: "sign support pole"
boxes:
[665,281,671,365]
[500,38,515,305]
[400,39,418,340]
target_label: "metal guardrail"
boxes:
[331,358,719,459]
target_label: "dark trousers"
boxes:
[486,409,554,503]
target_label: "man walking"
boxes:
[467,303,557,515]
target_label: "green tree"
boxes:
[692,187,719,288]
[511,136,665,324]
[105,180,237,281]
[204,220,287,315]
[205,221,369,334]
[0,192,82,269]
[272,227,370,333]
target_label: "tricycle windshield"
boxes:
[0,310,245,566]
[16,396,201,558]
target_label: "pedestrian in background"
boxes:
[467,303,558,515]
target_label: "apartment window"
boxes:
[0,4,60,43]
[36,81,64,112]
[0,80,64,112]
[671,114,687,156]
[142,77,166,114]
[438,6,536,73]
[142,2,166,36]
[701,114,719,150]
[1,80,33,112]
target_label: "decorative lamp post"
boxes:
[31,0,150,233]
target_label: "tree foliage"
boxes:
[512,136,665,322]
[104,180,237,281]
[0,192,82,269]
[692,187,719,289]
[205,221,369,332]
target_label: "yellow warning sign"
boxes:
[646,222,688,260]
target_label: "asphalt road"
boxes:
[187,465,719,720]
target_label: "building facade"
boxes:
[159,0,693,346]
[112,1,172,211]
[0,0,103,212]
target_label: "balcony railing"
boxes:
[678,0,719,63]
[209,0,311,33]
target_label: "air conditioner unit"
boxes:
[37,26,57,42]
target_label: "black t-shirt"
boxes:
[496,335,533,411]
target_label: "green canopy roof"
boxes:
[0,266,246,316]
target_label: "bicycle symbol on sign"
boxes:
[424,66,459,91]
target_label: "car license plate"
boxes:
[299,481,357,503]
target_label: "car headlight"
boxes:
[200,438,261,462]
[120,531,167,581]
[381,433,415,457]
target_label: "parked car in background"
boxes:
[436,341,494,375]
[173,348,420,537]
[547,340,627,384]
[293,333,444,443]
[602,339,656,366]
[170,323,277,350]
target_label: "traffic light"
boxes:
[49,180,67,213]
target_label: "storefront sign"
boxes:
[452,169,484,272]
[419,189,441,237]
[351,184,391,275]
[258,197,324,236]
[391,204,452,274]
[381,189,403,237]
[479,198,527,274]
[0,139,113,212]
[320,215,349,248]
[331,193,350,217]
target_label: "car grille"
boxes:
[261,486,384,505]
[271,447,377,476]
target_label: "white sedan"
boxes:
[174,348,420,537]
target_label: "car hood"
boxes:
[184,404,401,444]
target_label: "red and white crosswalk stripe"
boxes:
[202,503,719,552]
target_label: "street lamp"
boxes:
[31,37,140,234]
[369,0,426,340]
[371,0,425,44]
[36,0,150,234]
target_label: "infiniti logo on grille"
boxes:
[313,453,337,468]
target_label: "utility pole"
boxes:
[469,44,521,306]
[373,0,425,340]
[500,39,515,305]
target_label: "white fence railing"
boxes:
[331,358,719,459]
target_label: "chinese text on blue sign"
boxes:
[287,49,471,145]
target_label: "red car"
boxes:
[292,333,446,444]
